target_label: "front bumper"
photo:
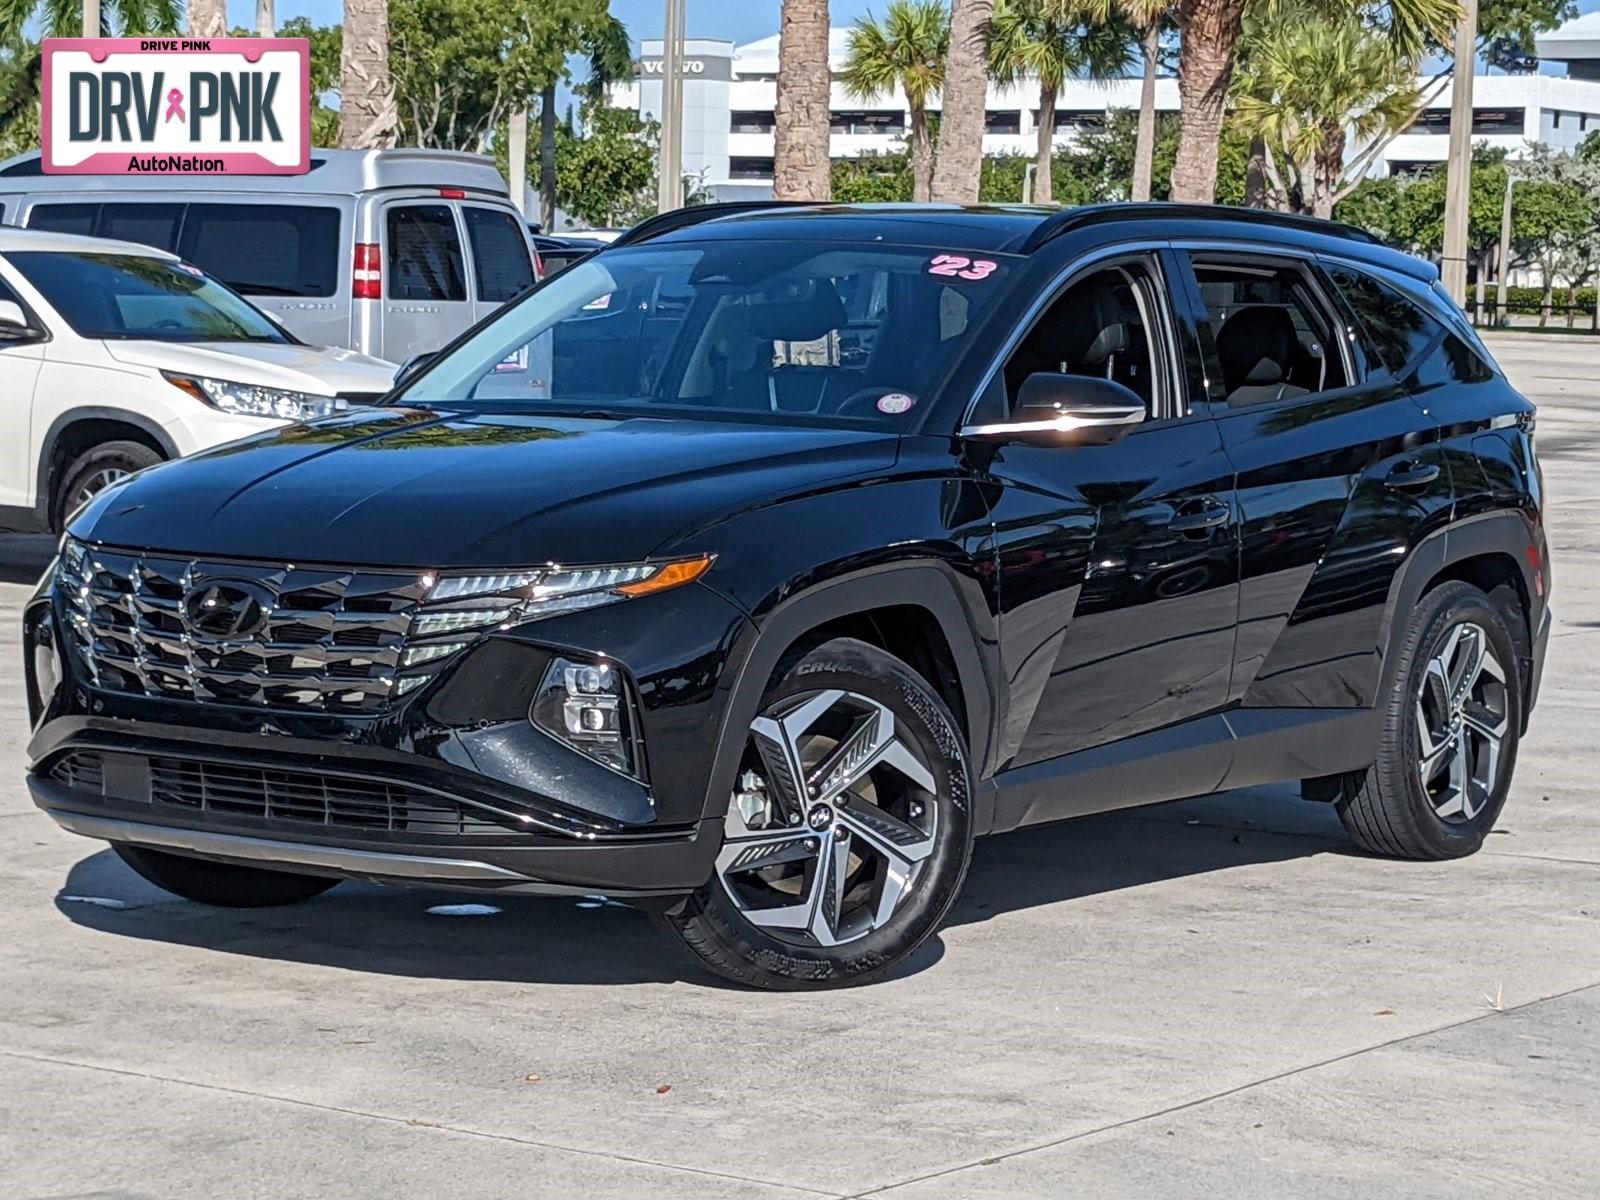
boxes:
[23,570,752,897]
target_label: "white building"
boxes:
[609,23,1600,200]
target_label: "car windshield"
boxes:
[394,240,1017,426]
[5,251,291,343]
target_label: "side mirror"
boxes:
[394,350,439,389]
[962,373,1146,446]
[0,299,42,342]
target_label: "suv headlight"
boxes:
[163,371,347,422]
[393,554,714,697]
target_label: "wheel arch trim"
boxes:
[700,562,997,830]
[36,408,179,525]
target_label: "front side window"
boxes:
[387,205,466,301]
[395,240,1017,428]
[1001,262,1165,414]
[463,207,535,302]
[5,251,290,343]
[1189,256,1350,405]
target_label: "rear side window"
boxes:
[179,204,341,298]
[27,203,98,236]
[387,205,465,301]
[1327,264,1492,386]
[463,207,535,302]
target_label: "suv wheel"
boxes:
[1338,580,1522,860]
[114,844,337,907]
[664,637,974,989]
[55,440,163,528]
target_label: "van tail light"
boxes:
[533,251,545,279]
[352,242,381,300]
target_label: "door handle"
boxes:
[1384,461,1441,490]
[1167,497,1232,534]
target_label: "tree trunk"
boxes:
[1244,136,1268,208]
[1035,80,1056,205]
[188,0,226,38]
[1171,0,1246,203]
[1310,127,1345,220]
[773,0,831,201]
[910,104,933,203]
[930,0,994,204]
[539,84,558,231]
[1131,21,1159,203]
[1539,273,1553,327]
[339,0,397,149]
[1566,279,1577,328]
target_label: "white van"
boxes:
[0,148,539,365]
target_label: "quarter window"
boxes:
[387,205,466,301]
[463,207,535,302]
[1326,265,1491,386]
[1189,257,1350,405]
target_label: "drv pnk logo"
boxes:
[42,37,310,176]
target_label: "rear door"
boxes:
[1175,247,1453,713]
[460,204,537,323]
[380,201,473,362]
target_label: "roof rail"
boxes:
[608,201,819,248]
[1016,202,1379,254]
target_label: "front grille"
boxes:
[48,750,534,838]
[57,542,443,714]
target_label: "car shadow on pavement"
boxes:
[0,533,55,586]
[51,787,1347,988]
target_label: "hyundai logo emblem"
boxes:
[181,580,271,640]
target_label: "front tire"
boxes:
[54,440,163,529]
[114,844,338,907]
[1337,580,1522,860]
[665,637,974,990]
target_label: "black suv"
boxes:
[23,203,1550,989]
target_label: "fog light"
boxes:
[530,656,642,777]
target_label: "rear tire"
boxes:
[664,637,974,990]
[1337,580,1522,860]
[54,440,163,529]
[114,844,337,907]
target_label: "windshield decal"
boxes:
[927,254,998,281]
[876,392,916,415]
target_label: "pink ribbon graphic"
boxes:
[164,88,185,123]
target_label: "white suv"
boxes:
[0,228,396,533]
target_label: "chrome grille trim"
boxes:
[58,541,437,714]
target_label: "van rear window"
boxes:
[387,205,466,302]
[463,207,535,302]
[180,205,340,298]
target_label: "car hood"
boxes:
[73,408,901,568]
[103,340,397,395]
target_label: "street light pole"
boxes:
[1440,0,1479,305]
[657,0,686,213]
[256,0,274,36]
[82,0,98,36]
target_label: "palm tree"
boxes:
[987,0,1133,205]
[1169,0,1456,203]
[3,0,178,40]
[187,0,224,37]
[1232,3,1422,217]
[339,0,396,149]
[533,14,631,231]
[775,0,832,201]
[841,1,949,203]
[1080,0,1168,201]
[929,0,993,203]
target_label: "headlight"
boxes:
[163,371,347,422]
[392,554,714,696]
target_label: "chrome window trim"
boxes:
[960,239,1179,432]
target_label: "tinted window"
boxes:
[1190,258,1350,405]
[1327,265,1492,385]
[387,205,465,301]
[179,204,341,298]
[463,207,535,302]
[398,242,1014,428]
[8,251,289,342]
[27,203,98,236]
[1004,263,1163,412]
[100,203,182,251]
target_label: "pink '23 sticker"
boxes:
[926,254,999,281]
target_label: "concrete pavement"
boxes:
[1,332,1596,1198]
